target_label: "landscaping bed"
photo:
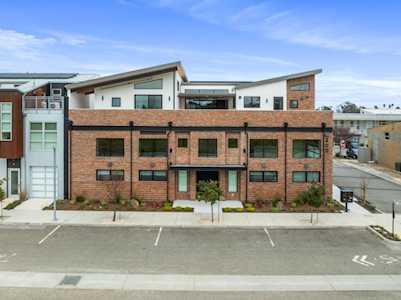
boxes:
[223,201,343,213]
[370,225,401,242]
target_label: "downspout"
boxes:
[321,122,326,197]
[69,121,73,199]
[173,72,176,110]
[284,122,288,203]
[244,122,248,202]
[167,121,173,201]
[129,121,134,199]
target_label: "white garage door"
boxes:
[31,167,57,199]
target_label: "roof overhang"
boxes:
[178,93,236,98]
[236,69,322,90]
[67,61,187,93]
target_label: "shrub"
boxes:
[294,184,325,209]
[75,195,86,203]
[234,208,244,212]
[183,207,193,212]
[5,200,24,210]
[244,202,254,209]
[272,195,282,208]
[271,207,281,213]
[246,207,255,212]
[163,206,173,211]
[223,207,232,212]
[291,202,297,208]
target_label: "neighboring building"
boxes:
[368,122,401,172]
[66,61,332,203]
[333,108,401,146]
[0,73,96,199]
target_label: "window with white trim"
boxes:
[30,122,57,151]
[0,103,12,141]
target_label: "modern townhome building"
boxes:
[0,73,96,200]
[333,107,401,146]
[66,61,333,203]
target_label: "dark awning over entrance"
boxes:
[169,164,246,170]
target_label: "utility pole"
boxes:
[53,146,57,221]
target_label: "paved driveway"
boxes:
[333,160,401,213]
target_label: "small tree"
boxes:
[0,178,6,218]
[196,180,222,223]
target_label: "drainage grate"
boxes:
[59,275,82,286]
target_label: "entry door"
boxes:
[8,168,20,197]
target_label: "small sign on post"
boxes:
[340,188,353,213]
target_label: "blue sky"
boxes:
[1,0,401,108]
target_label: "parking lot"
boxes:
[0,225,400,275]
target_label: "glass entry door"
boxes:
[8,168,20,197]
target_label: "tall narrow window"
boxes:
[178,170,188,192]
[228,170,237,192]
[273,97,283,110]
[0,103,12,141]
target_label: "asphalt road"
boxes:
[333,160,401,213]
[1,289,401,300]
[0,225,400,275]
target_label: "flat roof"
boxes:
[0,73,78,79]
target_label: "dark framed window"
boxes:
[228,138,238,148]
[198,139,217,157]
[134,79,163,89]
[244,96,260,108]
[289,99,298,109]
[135,95,162,109]
[178,138,188,148]
[273,97,283,110]
[111,97,121,107]
[139,139,167,157]
[293,140,320,159]
[292,171,320,183]
[96,138,124,157]
[290,82,310,91]
[139,170,167,181]
[249,171,278,182]
[96,169,124,181]
[249,139,278,158]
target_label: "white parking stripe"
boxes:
[38,225,61,245]
[263,228,275,247]
[154,227,163,246]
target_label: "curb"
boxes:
[367,225,401,250]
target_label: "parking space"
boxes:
[0,225,400,275]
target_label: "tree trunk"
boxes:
[211,203,214,223]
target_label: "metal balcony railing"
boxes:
[24,96,64,110]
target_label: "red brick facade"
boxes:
[287,75,315,111]
[68,110,333,203]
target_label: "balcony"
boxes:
[178,90,236,110]
[23,96,64,111]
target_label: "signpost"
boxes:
[53,147,57,221]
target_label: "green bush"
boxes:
[291,202,297,208]
[174,207,184,212]
[183,207,193,212]
[271,207,281,213]
[244,202,254,209]
[163,206,173,211]
[223,207,232,212]
[4,200,23,210]
[75,195,86,203]
[272,195,282,208]
[294,184,325,209]
[246,207,255,212]
[234,208,244,212]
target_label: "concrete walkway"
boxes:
[0,271,401,291]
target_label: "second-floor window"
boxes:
[293,140,320,159]
[244,96,260,108]
[289,99,299,109]
[198,139,217,157]
[0,103,12,141]
[228,138,238,148]
[134,78,163,89]
[30,122,57,151]
[96,169,124,181]
[139,138,167,157]
[135,95,162,109]
[111,97,121,107]
[290,82,310,91]
[178,138,188,148]
[139,170,167,181]
[273,97,283,110]
[96,138,124,157]
[249,139,278,158]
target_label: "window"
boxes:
[111,97,121,107]
[177,81,180,91]
[139,170,167,181]
[96,138,124,157]
[134,79,163,89]
[51,88,62,96]
[198,139,217,157]
[139,139,167,157]
[249,139,278,158]
[228,138,238,148]
[249,171,278,182]
[273,97,283,110]
[96,170,124,181]
[244,96,260,108]
[290,82,310,91]
[30,122,57,151]
[178,138,188,148]
[292,171,320,183]
[178,170,188,192]
[289,99,299,109]
[293,140,320,159]
[0,103,12,141]
[185,98,228,109]
[135,95,162,109]
[228,170,238,192]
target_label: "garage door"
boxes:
[31,167,57,199]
